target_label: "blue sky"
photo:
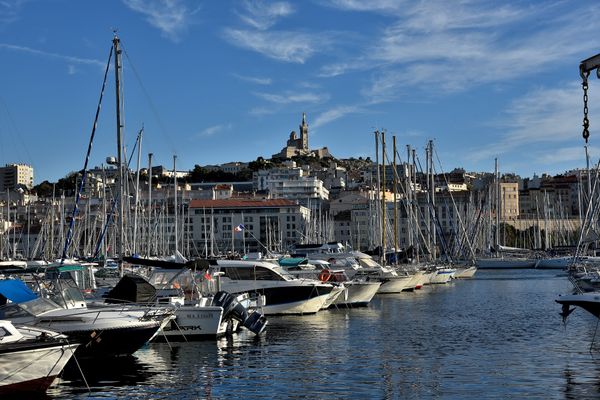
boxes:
[1,0,600,183]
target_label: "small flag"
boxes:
[234,224,245,232]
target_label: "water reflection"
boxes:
[45,270,600,399]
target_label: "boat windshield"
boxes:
[220,265,291,281]
[357,257,381,268]
[18,297,62,317]
[50,287,86,309]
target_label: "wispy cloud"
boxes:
[318,0,401,14]
[232,73,272,85]
[318,1,600,104]
[237,0,295,30]
[535,146,600,165]
[312,105,361,128]
[254,91,329,104]
[122,0,199,42]
[198,123,232,137]
[469,82,600,162]
[223,28,333,63]
[0,0,26,24]
[0,43,104,67]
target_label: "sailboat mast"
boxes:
[113,34,125,275]
[381,131,387,265]
[430,140,436,260]
[173,155,178,256]
[133,128,143,255]
[147,152,153,256]
[374,131,381,251]
[393,135,398,263]
[494,158,500,250]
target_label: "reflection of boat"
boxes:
[0,320,79,396]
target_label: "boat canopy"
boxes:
[278,258,308,267]
[0,279,38,303]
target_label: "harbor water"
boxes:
[48,270,600,399]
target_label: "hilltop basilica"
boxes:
[272,113,331,160]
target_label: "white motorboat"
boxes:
[429,267,457,284]
[210,259,335,315]
[454,266,478,278]
[556,292,600,319]
[114,258,268,338]
[0,279,166,360]
[283,265,381,307]
[0,320,79,396]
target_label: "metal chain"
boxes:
[583,73,590,143]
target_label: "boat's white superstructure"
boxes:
[211,260,335,315]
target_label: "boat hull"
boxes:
[154,306,226,341]
[332,281,381,307]
[62,322,161,359]
[556,293,600,318]
[377,276,413,293]
[454,266,477,278]
[0,342,79,395]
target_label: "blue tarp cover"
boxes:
[0,279,38,303]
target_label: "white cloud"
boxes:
[469,82,600,163]
[198,123,232,137]
[254,91,329,104]
[535,146,599,165]
[0,0,26,24]
[122,0,199,42]
[223,28,331,64]
[317,1,600,104]
[238,0,294,30]
[232,73,272,85]
[67,65,76,75]
[312,105,360,128]
[0,43,104,67]
[319,0,402,14]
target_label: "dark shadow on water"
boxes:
[60,354,156,388]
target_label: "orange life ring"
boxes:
[318,269,331,282]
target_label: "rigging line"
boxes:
[93,131,142,259]
[433,146,477,262]
[120,41,177,154]
[0,96,34,166]
[61,45,114,263]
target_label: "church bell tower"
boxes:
[299,112,309,151]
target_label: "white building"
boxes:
[254,164,329,209]
[0,163,34,191]
[189,198,311,255]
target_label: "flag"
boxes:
[234,224,245,232]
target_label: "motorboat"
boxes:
[0,279,167,360]
[210,259,335,315]
[281,260,381,307]
[556,292,600,319]
[453,266,478,278]
[0,320,79,395]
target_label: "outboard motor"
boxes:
[243,311,268,335]
[213,291,268,335]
